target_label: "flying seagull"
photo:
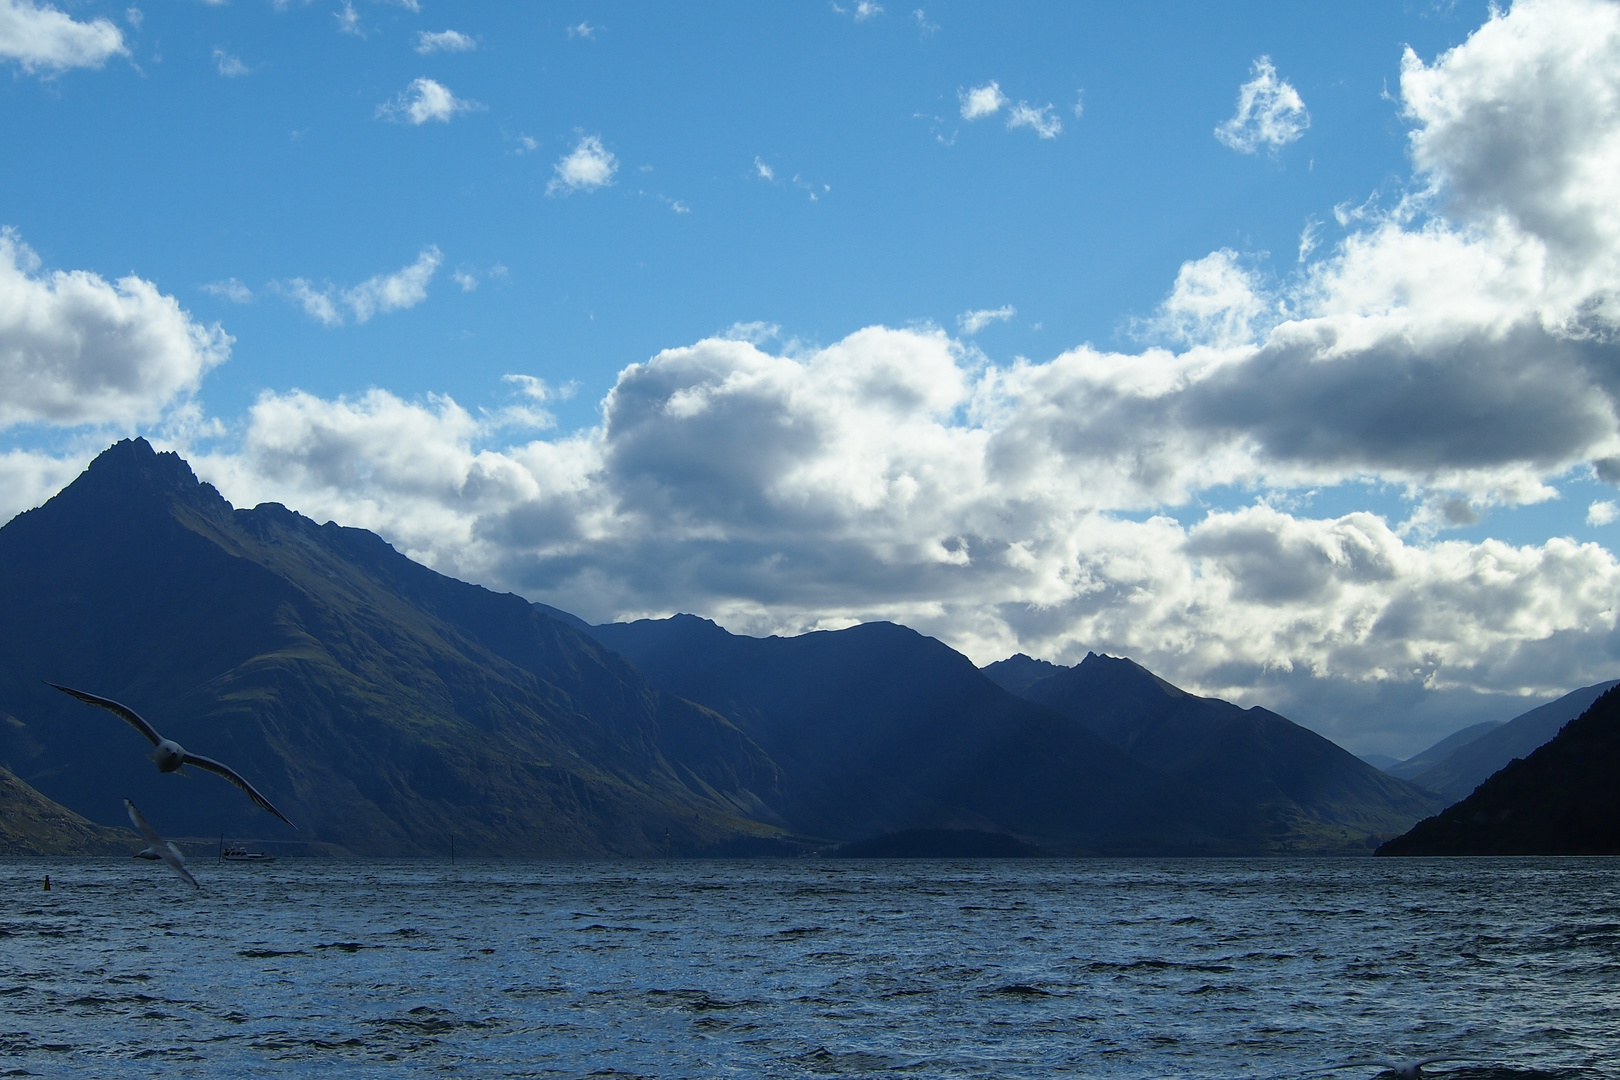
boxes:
[125,798,199,889]
[50,683,295,828]
[1343,1058,1463,1080]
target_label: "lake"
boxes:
[2,857,1616,1078]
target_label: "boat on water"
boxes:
[220,844,276,862]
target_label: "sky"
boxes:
[4,0,1620,757]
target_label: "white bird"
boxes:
[125,798,199,889]
[1345,1058,1461,1080]
[51,683,295,828]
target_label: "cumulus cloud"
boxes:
[547,135,618,196]
[854,1,883,21]
[1589,500,1618,526]
[957,305,1015,334]
[959,81,1007,120]
[378,78,481,125]
[1215,55,1310,153]
[0,228,229,430]
[0,0,126,73]
[414,29,475,55]
[280,246,442,327]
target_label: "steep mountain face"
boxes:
[984,652,1444,849]
[1383,721,1502,781]
[590,616,1256,854]
[0,440,783,855]
[1404,680,1620,801]
[1379,687,1620,855]
[0,764,131,855]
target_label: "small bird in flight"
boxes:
[1345,1058,1461,1080]
[125,798,199,889]
[50,683,295,829]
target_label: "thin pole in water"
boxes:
[450,834,455,864]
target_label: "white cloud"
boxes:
[0,228,229,430]
[567,21,597,39]
[453,267,478,292]
[203,278,254,303]
[334,1,361,36]
[378,78,480,125]
[854,1,883,21]
[414,29,475,55]
[212,47,250,77]
[279,246,442,327]
[913,8,937,34]
[959,81,1007,121]
[0,0,126,73]
[547,135,618,196]
[1589,500,1618,526]
[957,305,1015,335]
[754,157,775,182]
[1006,101,1062,139]
[1215,55,1310,153]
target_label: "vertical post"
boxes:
[450,834,455,864]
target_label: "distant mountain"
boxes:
[983,652,1443,850]
[1359,753,1402,771]
[0,439,785,856]
[0,764,130,855]
[1404,680,1620,801]
[1379,687,1620,855]
[978,653,1065,697]
[1383,720,1502,781]
[590,616,1250,853]
[591,618,1432,853]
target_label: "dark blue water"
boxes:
[2,857,1616,1078]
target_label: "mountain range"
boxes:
[0,439,785,856]
[0,439,1487,857]
[1381,680,1620,801]
[593,625,1442,852]
[1379,686,1620,855]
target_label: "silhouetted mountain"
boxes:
[979,653,1065,697]
[985,652,1444,849]
[0,764,130,855]
[1383,720,1502,780]
[1403,680,1620,801]
[589,616,1270,853]
[1379,686,1620,855]
[0,439,784,855]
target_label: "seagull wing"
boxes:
[163,842,200,889]
[124,798,165,844]
[124,800,199,888]
[181,751,296,829]
[50,684,162,746]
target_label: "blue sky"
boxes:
[5,0,1620,755]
